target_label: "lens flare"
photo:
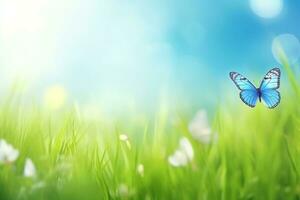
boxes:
[272,34,300,65]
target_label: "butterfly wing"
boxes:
[259,68,280,90]
[259,68,281,109]
[229,72,258,108]
[261,90,281,109]
[230,72,257,90]
[240,90,259,108]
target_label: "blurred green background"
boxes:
[1,0,300,199]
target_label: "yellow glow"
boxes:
[0,0,57,86]
[44,85,67,110]
[0,0,46,37]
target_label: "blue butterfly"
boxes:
[229,68,281,109]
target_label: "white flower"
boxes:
[119,134,131,149]
[188,110,216,144]
[24,158,36,177]
[119,134,129,141]
[0,139,19,164]
[179,137,194,160]
[168,150,189,167]
[168,137,194,167]
[137,164,144,177]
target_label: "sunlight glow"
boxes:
[44,85,67,110]
[0,0,55,86]
[0,0,46,38]
[250,0,283,18]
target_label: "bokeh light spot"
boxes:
[272,34,300,65]
[250,0,283,18]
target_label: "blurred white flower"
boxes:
[24,158,36,177]
[168,137,194,167]
[0,139,19,164]
[137,163,144,177]
[188,110,216,144]
[119,134,129,141]
[168,150,189,167]
[119,134,131,149]
[179,137,194,160]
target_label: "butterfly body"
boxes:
[229,68,281,109]
[257,88,262,102]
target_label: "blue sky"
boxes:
[0,0,299,113]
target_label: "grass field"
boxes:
[1,58,300,200]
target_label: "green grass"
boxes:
[1,58,300,200]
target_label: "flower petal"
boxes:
[24,158,36,177]
[179,137,194,161]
